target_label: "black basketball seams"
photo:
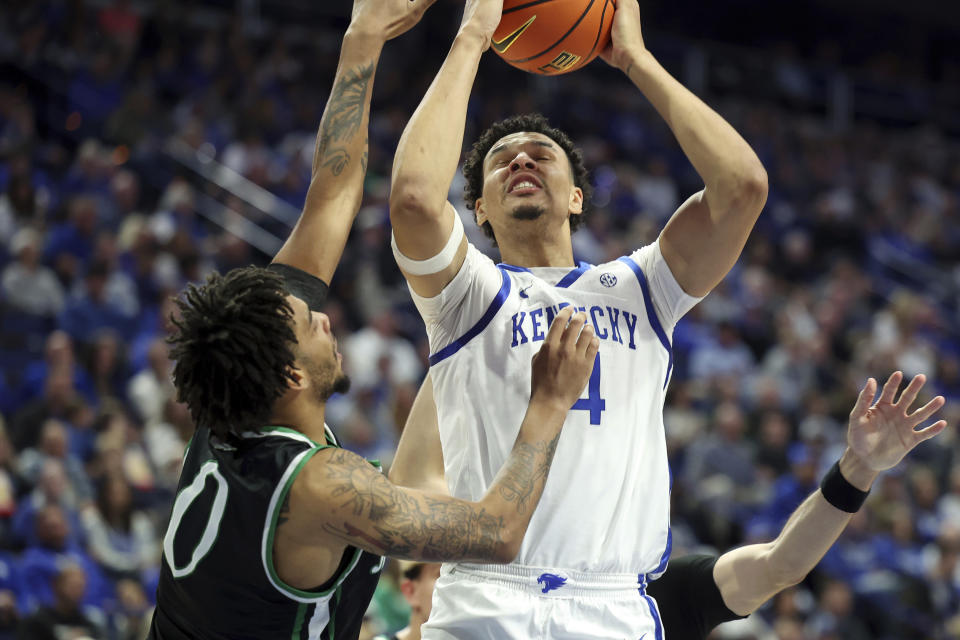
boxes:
[505,0,598,64]
[503,0,561,15]
[583,0,613,63]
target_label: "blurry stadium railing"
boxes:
[163,137,299,238]
[2,58,294,257]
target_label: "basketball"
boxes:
[491,0,616,75]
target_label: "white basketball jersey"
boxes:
[410,240,701,576]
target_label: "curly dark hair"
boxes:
[462,113,592,246]
[168,267,298,440]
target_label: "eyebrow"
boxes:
[487,139,556,160]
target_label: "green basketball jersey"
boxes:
[149,425,384,640]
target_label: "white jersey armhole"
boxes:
[629,239,704,330]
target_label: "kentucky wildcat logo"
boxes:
[537,573,567,593]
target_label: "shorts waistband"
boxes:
[449,563,647,597]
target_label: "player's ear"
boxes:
[568,186,583,215]
[475,198,488,226]
[286,365,307,391]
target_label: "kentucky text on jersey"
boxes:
[510,303,640,349]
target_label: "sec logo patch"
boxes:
[600,273,617,288]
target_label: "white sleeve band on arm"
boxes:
[391,213,465,276]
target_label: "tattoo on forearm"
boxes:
[320,149,350,176]
[496,433,561,515]
[322,450,504,561]
[316,63,374,176]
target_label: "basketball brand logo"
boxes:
[600,273,617,287]
[492,16,536,54]
[537,573,567,593]
[537,52,582,74]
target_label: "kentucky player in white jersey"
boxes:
[388,0,768,637]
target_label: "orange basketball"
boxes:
[491,0,616,75]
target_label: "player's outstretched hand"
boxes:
[459,0,505,51]
[847,371,947,472]
[530,308,600,413]
[350,0,438,41]
[598,0,647,71]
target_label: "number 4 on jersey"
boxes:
[571,354,605,425]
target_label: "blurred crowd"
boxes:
[1,1,959,639]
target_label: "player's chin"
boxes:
[332,373,351,396]
[509,204,546,221]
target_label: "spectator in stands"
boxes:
[89,412,156,495]
[0,552,20,639]
[109,578,152,640]
[17,331,96,412]
[44,195,99,272]
[87,330,127,403]
[806,579,871,640]
[373,562,442,640]
[0,155,47,246]
[90,231,140,318]
[16,563,101,640]
[0,420,21,547]
[17,419,93,505]
[18,504,109,612]
[58,260,135,345]
[126,339,173,426]
[11,460,85,550]
[1,229,64,318]
[690,321,756,382]
[683,401,758,546]
[753,442,821,538]
[81,475,157,583]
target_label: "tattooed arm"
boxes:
[272,0,435,283]
[285,309,598,566]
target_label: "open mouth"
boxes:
[508,175,543,195]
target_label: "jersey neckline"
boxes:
[497,261,593,288]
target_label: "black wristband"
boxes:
[266,263,329,312]
[820,460,870,513]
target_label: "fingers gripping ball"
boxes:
[492,0,616,75]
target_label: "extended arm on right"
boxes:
[713,373,947,616]
[712,482,860,616]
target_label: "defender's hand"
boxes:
[598,0,648,72]
[846,372,947,472]
[350,0,438,41]
[530,308,600,412]
[459,0,505,50]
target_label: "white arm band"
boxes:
[391,213,465,276]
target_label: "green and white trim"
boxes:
[256,427,364,639]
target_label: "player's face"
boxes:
[288,295,349,400]
[477,132,583,238]
[405,563,442,617]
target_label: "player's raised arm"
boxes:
[600,0,767,298]
[713,372,947,616]
[388,0,503,298]
[288,309,598,562]
[271,0,435,284]
[388,374,449,495]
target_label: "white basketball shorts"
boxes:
[421,563,664,640]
